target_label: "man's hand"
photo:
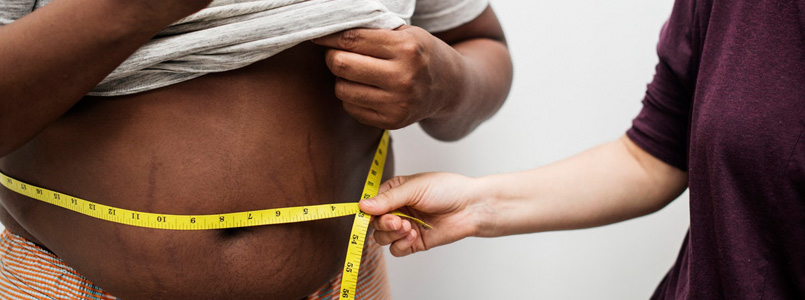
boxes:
[312,26,467,130]
[359,173,493,257]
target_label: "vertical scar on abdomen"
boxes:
[306,132,321,193]
[146,154,159,210]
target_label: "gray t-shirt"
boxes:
[0,0,488,96]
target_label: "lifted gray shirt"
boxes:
[0,0,488,96]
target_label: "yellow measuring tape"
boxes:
[0,130,428,299]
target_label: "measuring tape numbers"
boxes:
[0,130,428,299]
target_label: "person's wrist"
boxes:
[432,46,471,121]
[468,175,501,238]
[418,49,474,141]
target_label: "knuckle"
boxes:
[375,235,391,246]
[388,176,407,188]
[395,99,412,114]
[391,245,410,257]
[396,75,415,90]
[399,41,422,57]
[330,54,349,74]
[334,81,350,99]
[338,30,362,50]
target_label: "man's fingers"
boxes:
[340,102,387,127]
[325,50,397,88]
[333,78,392,108]
[312,29,400,59]
[360,176,415,215]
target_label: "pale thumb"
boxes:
[360,175,415,215]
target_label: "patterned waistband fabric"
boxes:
[0,230,389,299]
[0,230,117,300]
[304,236,391,300]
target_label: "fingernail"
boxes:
[386,219,397,231]
[401,220,411,232]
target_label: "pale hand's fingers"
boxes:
[325,49,398,89]
[311,29,402,59]
[372,217,412,246]
[389,230,418,257]
[371,214,404,231]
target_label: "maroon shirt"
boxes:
[626,0,804,299]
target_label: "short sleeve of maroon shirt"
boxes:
[625,0,805,299]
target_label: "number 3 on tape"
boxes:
[0,131,429,298]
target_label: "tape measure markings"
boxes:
[0,175,367,230]
[339,130,389,299]
[0,130,429,298]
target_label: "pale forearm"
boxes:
[363,136,686,256]
[474,136,688,237]
[0,0,210,156]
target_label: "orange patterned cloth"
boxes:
[0,230,117,300]
[304,237,391,300]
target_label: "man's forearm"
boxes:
[474,135,688,237]
[420,37,512,141]
[418,6,513,141]
[0,0,210,156]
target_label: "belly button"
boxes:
[217,227,250,239]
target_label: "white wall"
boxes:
[387,1,689,299]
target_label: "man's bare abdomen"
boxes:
[0,43,389,299]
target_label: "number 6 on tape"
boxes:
[0,130,431,298]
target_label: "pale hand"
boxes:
[359,173,490,257]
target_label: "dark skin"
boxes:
[313,10,512,140]
[0,1,512,299]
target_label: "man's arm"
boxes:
[312,6,512,141]
[0,0,211,157]
[421,7,512,141]
[360,135,688,256]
